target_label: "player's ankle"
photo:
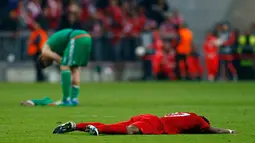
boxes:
[71,98,78,101]
[63,97,71,102]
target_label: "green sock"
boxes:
[71,85,80,99]
[61,70,72,102]
[31,97,54,106]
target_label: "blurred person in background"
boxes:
[27,0,42,19]
[35,6,49,30]
[80,0,96,23]
[122,9,145,61]
[0,0,27,32]
[203,31,220,81]
[150,30,163,79]
[68,0,81,14]
[175,23,193,80]
[144,18,157,32]
[27,13,48,82]
[187,44,203,80]
[237,27,255,80]
[218,22,238,81]
[84,9,105,81]
[0,7,19,32]
[136,31,176,81]
[102,0,124,81]
[159,38,176,80]
[159,13,177,40]
[58,0,81,30]
[46,0,62,30]
[170,9,184,26]
[139,0,169,26]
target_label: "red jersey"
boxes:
[204,35,218,59]
[159,21,176,38]
[163,49,176,69]
[160,112,210,134]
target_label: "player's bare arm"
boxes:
[126,125,141,135]
[206,126,236,134]
[41,44,62,64]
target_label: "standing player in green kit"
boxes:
[21,29,92,106]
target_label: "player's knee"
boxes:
[127,125,140,135]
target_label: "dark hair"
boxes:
[200,116,210,124]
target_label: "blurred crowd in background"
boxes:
[0,0,255,82]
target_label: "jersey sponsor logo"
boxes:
[164,112,190,117]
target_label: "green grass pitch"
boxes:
[0,82,255,143]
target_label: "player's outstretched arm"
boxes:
[206,126,236,134]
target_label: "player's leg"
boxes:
[68,35,92,105]
[53,121,106,134]
[53,120,132,135]
[88,114,163,135]
[86,123,129,135]
[56,35,91,106]
[70,67,80,105]
[76,122,106,131]
[56,39,77,105]
[84,118,135,135]
[85,118,134,135]
[59,65,72,104]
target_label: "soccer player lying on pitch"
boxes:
[53,112,236,135]
[21,28,92,106]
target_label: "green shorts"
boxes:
[61,32,92,67]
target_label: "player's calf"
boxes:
[71,67,81,105]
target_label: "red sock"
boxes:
[97,123,128,134]
[76,122,105,131]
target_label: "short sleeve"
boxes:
[198,117,210,130]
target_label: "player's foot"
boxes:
[48,100,73,106]
[86,125,99,136]
[53,122,76,134]
[71,98,79,106]
[20,100,35,106]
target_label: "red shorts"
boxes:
[130,114,164,134]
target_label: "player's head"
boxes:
[200,116,210,124]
